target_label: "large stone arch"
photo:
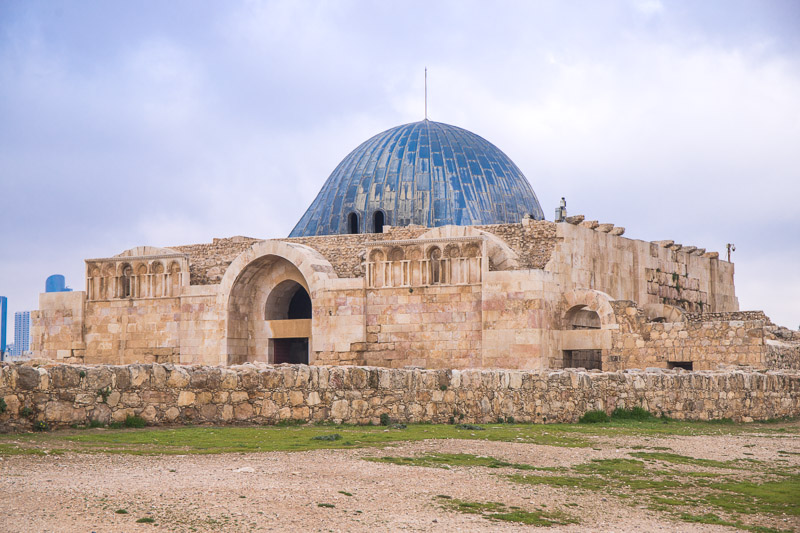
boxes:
[219,241,337,365]
[560,289,617,370]
[562,289,617,328]
[419,225,520,270]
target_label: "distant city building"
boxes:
[0,296,7,360]
[45,274,72,293]
[12,311,30,357]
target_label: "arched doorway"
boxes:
[562,304,602,370]
[265,280,311,364]
[373,211,385,234]
[226,257,312,365]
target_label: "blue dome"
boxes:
[289,120,544,237]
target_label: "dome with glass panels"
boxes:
[289,119,544,237]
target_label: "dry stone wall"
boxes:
[2,363,797,431]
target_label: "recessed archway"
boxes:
[220,240,337,366]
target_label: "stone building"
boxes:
[31,120,799,371]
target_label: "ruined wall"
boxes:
[548,223,737,314]
[1,363,798,431]
[606,302,769,371]
[477,220,558,270]
[172,236,260,285]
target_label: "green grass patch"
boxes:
[579,410,610,423]
[135,517,155,523]
[436,496,578,526]
[365,452,538,470]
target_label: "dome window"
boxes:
[373,211,385,234]
[348,212,360,234]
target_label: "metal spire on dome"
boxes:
[424,67,428,120]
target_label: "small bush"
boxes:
[275,418,305,427]
[611,407,654,421]
[448,416,455,425]
[79,370,86,378]
[317,503,335,508]
[33,420,49,432]
[98,387,111,403]
[439,385,447,391]
[579,410,610,424]
[88,419,105,428]
[0,398,6,414]
[389,423,407,429]
[455,423,485,431]
[379,413,391,426]
[115,509,128,514]
[311,433,342,441]
[19,406,34,418]
[108,421,123,429]
[123,415,147,428]
[505,416,515,424]
[135,517,155,523]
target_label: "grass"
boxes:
[0,418,795,457]
[436,496,578,526]
[508,450,800,531]
[366,452,540,470]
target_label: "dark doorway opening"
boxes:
[348,212,359,234]
[563,349,602,370]
[287,288,312,319]
[273,338,309,364]
[373,211,385,233]
[667,361,693,370]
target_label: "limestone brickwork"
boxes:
[31,216,798,372]
[2,363,798,432]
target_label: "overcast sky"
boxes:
[1,0,799,333]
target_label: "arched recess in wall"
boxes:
[348,212,359,234]
[561,289,616,370]
[373,211,385,234]
[219,240,337,366]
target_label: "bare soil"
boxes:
[1,429,798,532]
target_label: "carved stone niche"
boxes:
[85,246,190,301]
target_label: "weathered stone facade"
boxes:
[2,363,798,431]
[30,217,800,371]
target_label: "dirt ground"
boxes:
[1,428,798,532]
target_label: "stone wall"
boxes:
[2,363,798,431]
[173,236,260,285]
[607,302,769,371]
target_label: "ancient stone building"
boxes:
[31,120,799,371]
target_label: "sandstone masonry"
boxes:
[2,362,798,432]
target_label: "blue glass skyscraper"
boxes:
[13,311,30,357]
[0,296,7,360]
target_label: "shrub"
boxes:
[311,433,342,441]
[33,420,49,432]
[579,410,610,424]
[611,407,654,421]
[123,415,147,428]
[78,370,86,378]
[115,509,128,514]
[19,406,34,418]
[88,419,105,428]
[379,413,391,426]
[135,517,155,523]
[389,423,407,429]
[98,387,111,403]
[0,398,6,414]
[505,416,515,424]
[455,423,485,431]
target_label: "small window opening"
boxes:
[348,212,359,234]
[373,211,385,233]
[667,361,693,371]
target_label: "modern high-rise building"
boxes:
[0,296,7,360]
[12,311,30,357]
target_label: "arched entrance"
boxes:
[559,289,616,371]
[219,240,338,366]
[265,280,312,364]
[562,305,602,369]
